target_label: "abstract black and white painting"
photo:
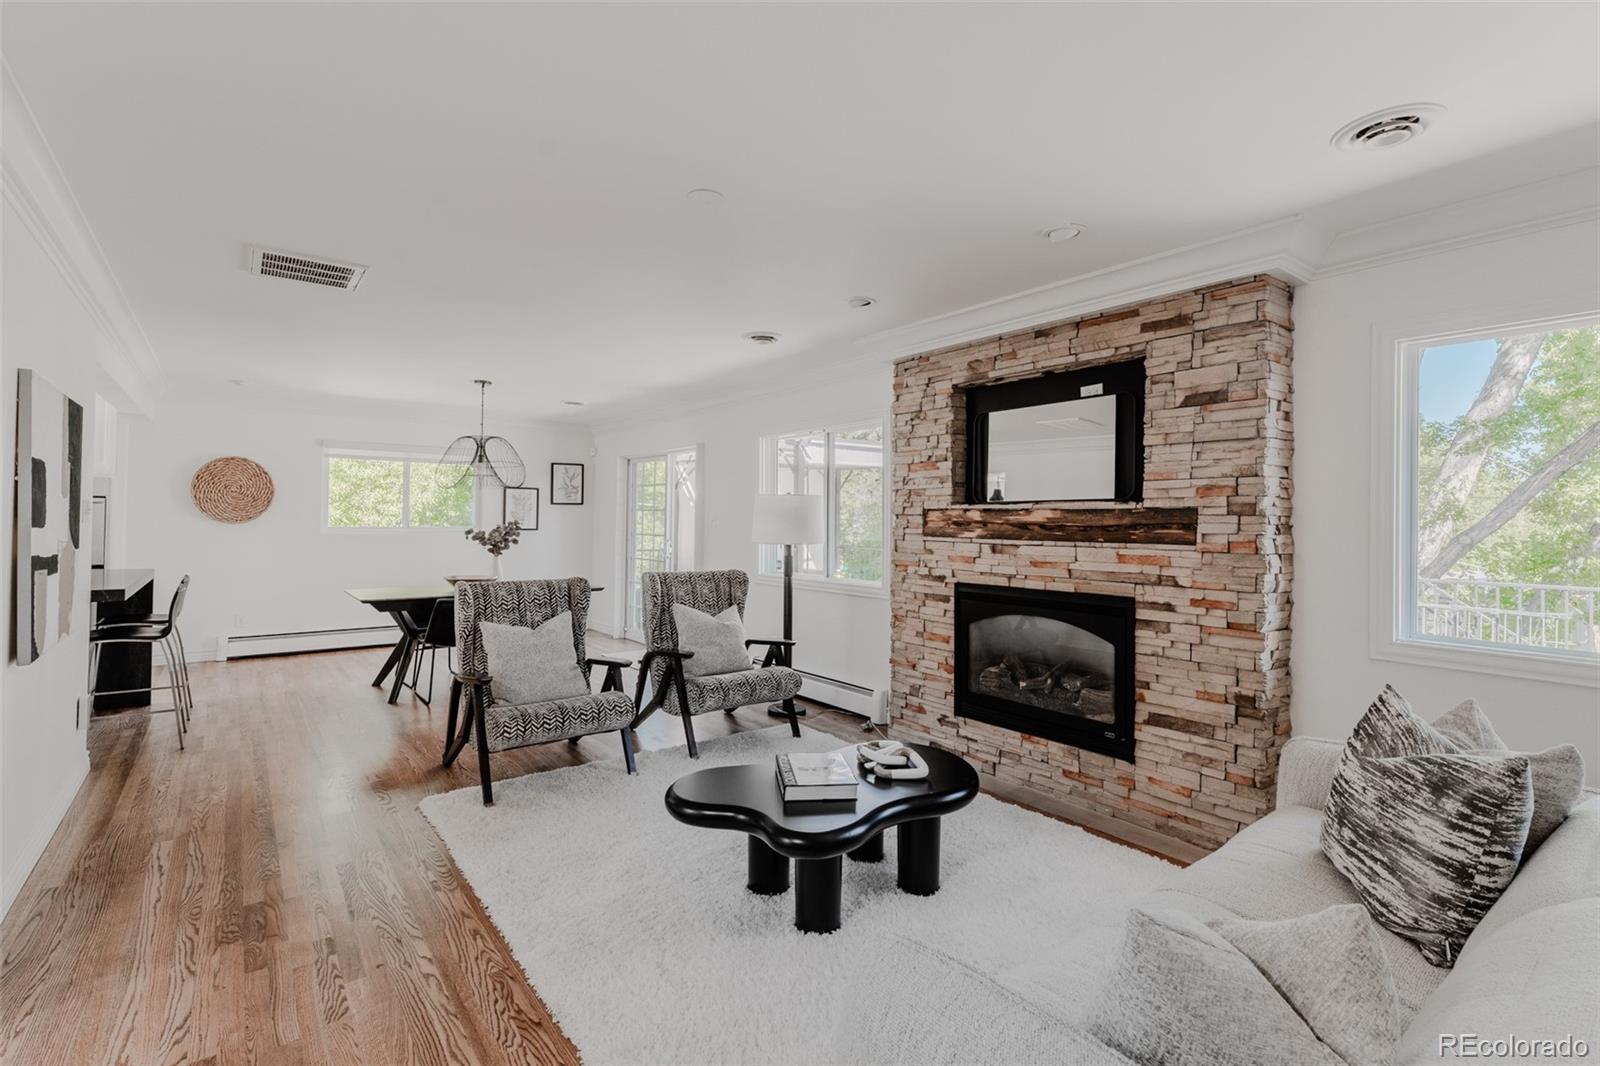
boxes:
[14,369,84,665]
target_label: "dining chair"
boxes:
[400,597,454,706]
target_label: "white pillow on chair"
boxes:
[479,614,589,704]
[671,604,753,677]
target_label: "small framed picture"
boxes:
[551,462,585,505]
[502,485,539,530]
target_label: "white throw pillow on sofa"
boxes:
[1088,905,1400,1066]
[671,603,753,677]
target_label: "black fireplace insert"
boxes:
[953,583,1135,761]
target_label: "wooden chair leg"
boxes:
[631,665,650,724]
[473,689,494,806]
[442,679,466,766]
[680,711,699,758]
[783,696,801,738]
[671,665,699,758]
[621,727,638,774]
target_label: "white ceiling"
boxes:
[4,2,1597,423]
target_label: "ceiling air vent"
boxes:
[1330,103,1443,151]
[249,247,367,290]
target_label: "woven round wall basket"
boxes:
[191,456,275,523]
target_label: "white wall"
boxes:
[590,369,893,696]
[1,197,101,914]
[124,394,596,659]
[1291,217,1600,763]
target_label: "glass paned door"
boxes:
[626,456,668,641]
[625,449,701,642]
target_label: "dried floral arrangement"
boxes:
[465,523,522,557]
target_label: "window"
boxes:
[759,421,886,586]
[324,447,475,529]
[1393,315,1599,669]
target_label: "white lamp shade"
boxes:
[752,493,826,545]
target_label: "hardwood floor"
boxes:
[0,641,867,1066]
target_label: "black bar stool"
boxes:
[90,575,193,747]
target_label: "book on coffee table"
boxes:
[775,752,858,802]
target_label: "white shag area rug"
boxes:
[420,726,1178,1065]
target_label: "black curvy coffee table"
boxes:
[664,744,979,934]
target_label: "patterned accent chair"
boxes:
[446,578,636,805]
[632,569,802,757]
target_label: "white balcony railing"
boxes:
[1418,578,1600,653]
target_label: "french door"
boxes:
[624,448,698,642]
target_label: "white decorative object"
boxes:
[855,740,930,780]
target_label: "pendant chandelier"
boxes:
[439,379,525,490]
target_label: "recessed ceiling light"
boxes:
[848,296,877,309]
[743,331,780,345]
[561,400,586,407]
[1042,225,1083,243]
[1331,103,1443,151]
[686,188,725,205]
[228,378,246,386]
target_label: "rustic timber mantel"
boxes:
[922,506,1200,546]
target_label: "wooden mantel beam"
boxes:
[922,506,1200,546]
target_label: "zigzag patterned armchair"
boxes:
[632,569,803,757]
[445,578,636,805]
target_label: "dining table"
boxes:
[345,580,605,705]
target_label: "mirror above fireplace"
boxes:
[965,358,1144,504]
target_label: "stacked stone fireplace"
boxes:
[891,276,1293,852]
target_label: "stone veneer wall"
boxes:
[890,275,1294,851]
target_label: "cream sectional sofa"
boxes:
[844,736,1599,1065]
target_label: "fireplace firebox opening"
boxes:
[953,583,1135,761]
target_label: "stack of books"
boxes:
[775,751,859,808]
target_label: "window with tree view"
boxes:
[761,422,885,585]
[325,450,475,529]
[1407,318,1599,659]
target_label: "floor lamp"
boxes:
[752,493,826,719]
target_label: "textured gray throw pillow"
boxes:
[671,603,752,677]
[1087,905,1399,1066]
[479,614,589,705]
[1432,698,1585,855]
[1321,687,1534,967]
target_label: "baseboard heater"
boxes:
[218,624,399,661]
[794,668,889,725]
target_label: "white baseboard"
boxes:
[2,751,90,921]
[218,624,399,661]
[795,669,888,723]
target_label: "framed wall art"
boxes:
[14,369,86,666]
[551,462,585,505]
[503,485,540,530]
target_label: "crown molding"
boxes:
[1314,167,1600,279]
[862,216,1328,365]
[2,65,165,414]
